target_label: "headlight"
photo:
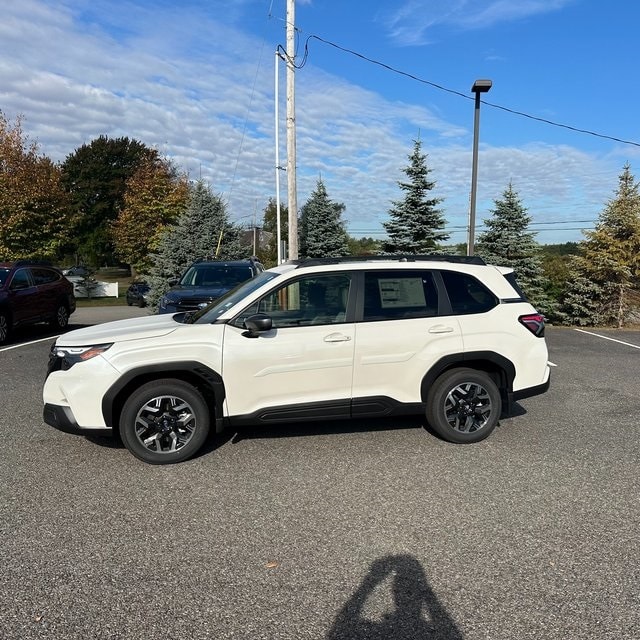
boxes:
[53,344,112,369]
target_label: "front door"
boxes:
[221,273,355,420]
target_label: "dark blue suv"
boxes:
[158,258,263,314]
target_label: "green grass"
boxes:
[74,269,135,307]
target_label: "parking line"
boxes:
[574,328,640,350]
[0,335,60,353]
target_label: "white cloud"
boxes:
[0,0,622,245]
[381,0,577,46]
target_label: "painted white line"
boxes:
[574,328,640,350]
[0,335,60,353]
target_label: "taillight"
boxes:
[519,313,545,337]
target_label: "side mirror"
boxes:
[243,313,272,338]
[168,278,178,286]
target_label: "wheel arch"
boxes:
[421,351,515,407]
[102,361,226,435]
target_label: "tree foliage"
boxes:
[299,178,349,258]
[382,139,448,254]
[257,197,288,268]
[112,157,189,276]
[475,183,554,315]
[560,164,640,327]
[146,180,250,307]
[0,112,72,259]
[61,135,157,266]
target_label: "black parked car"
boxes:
[158,258,263,314]
[126,281,150,307]
[0,260,76,344]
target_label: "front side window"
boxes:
[363,271,438,321]
[9,269,32,290]
[232,274,351,329]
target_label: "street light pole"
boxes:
[468,79,492,256]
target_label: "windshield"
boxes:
[192,270,282,323]
[180,264,254,288]
[0,268,10,287]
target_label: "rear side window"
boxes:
[363,270,438,321]
[31,268,60,285]
[440,271,497,315]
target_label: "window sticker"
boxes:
[378,278,426,308]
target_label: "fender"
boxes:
[420,351,516,401]
[102,361,226,432]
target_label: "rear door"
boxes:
[351,269,464,408]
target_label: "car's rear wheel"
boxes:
[426,368,501,443]
[0,312,10,344]
[120,379,210,464]
[49,303,69,330]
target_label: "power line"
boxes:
[298,34,640,149]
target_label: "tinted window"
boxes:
[31,268,59,285]
[363,271,438,321]
[440,271,497,314]
[0,268,9,286]
[9,269,32,290]
[233,274,351,329]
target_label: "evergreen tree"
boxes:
[146,180,250,307]
[382,139,448,254]
[475,183,553,316]
[560,164,640,327]
[299,178,349,258]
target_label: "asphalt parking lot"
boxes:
[1,308,639,639]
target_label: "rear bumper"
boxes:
[512,377,550,401]
[43,403,112,436]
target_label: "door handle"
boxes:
[324,333,352,343]
[428,325,454,334]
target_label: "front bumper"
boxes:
[43,403,112,436]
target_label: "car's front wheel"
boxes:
[426,368,501,444]
[120,379,211,464]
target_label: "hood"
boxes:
[56,313,182,346]
[166,285,229,301]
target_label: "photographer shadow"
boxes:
[327,554,463,640]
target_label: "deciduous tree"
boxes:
[61,136,157,266]
[112,157,189,276]
[0,112,71,259]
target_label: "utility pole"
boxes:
[286,0,298,260]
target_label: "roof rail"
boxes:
[292,254,486,268]
[12,259,54,267]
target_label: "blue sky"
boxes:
[2,0,639,244]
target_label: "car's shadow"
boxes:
[86,407,528,460]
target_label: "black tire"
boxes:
[120,379,210,464]
[0,312,10,344]
[49,303,70,330]
[426,368,501,444]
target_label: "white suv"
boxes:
[43,256,550,464]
